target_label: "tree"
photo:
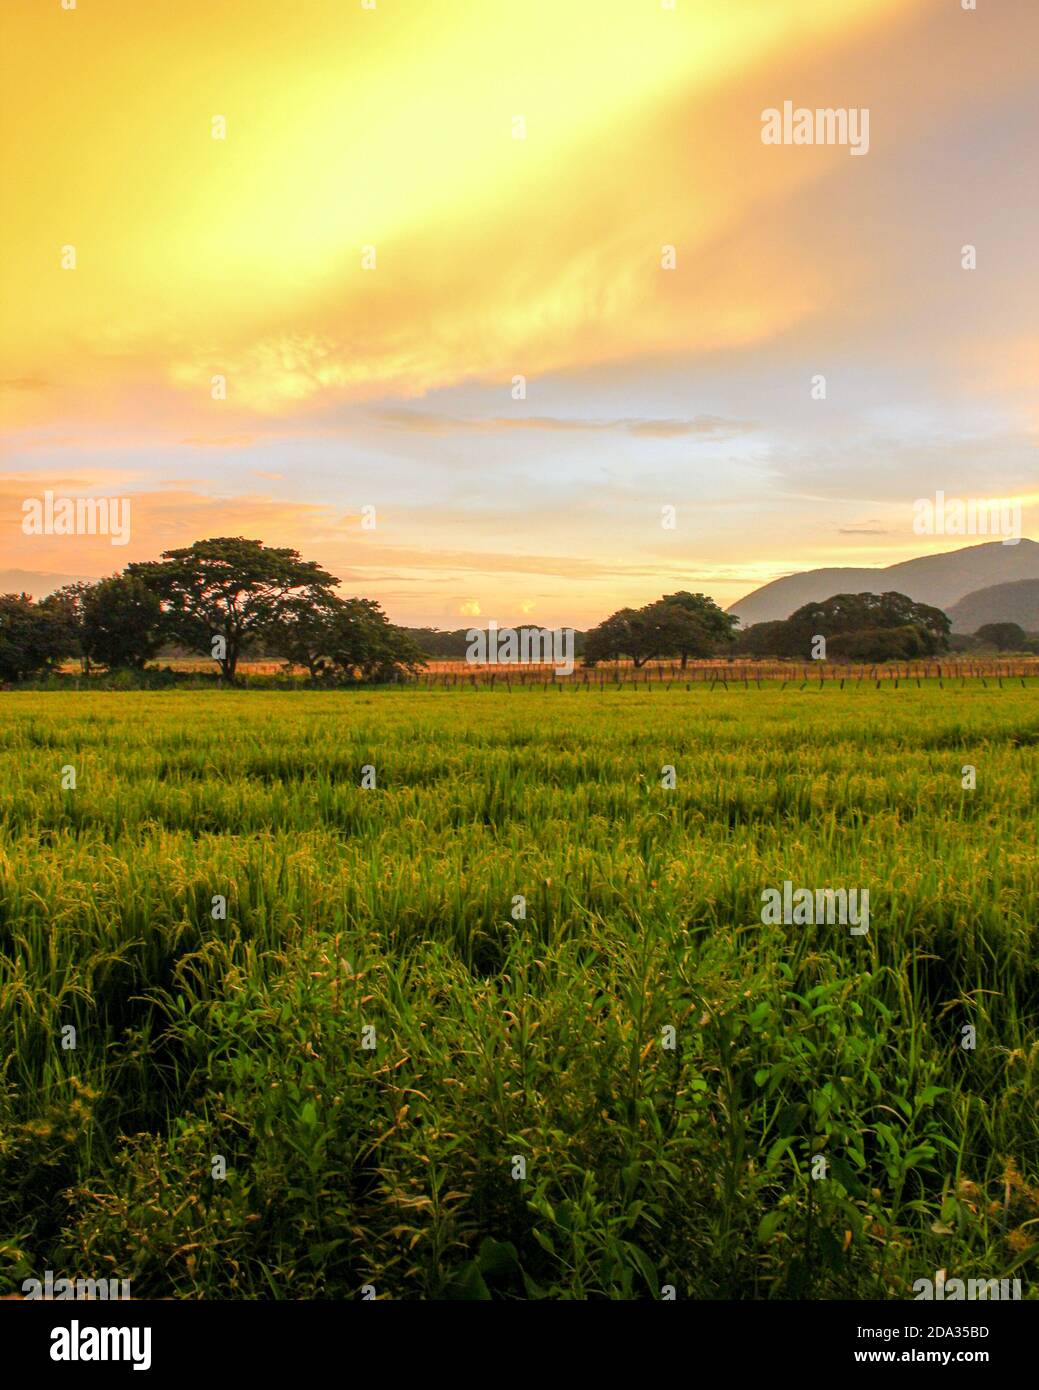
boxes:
[0,594,73,682]
[730,592,951,660]
[38,582,91,672]
[784,592,950,658]
[81,575,163,670]
[129,538,338,684]
[872,592,950,645]
[268,593,426,683]
[650,592,738,666]
[584,592,736,667]
[733,620,791,657]
[974,622,1027,651]
[267,589,344,681]
[827,625,930,662]
[583,607,659,667]
[324,599,426,682]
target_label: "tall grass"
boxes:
[1,687,1037,1298]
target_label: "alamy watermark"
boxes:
[913,1271,1022,1301]
[24,1270,132,1300]
[466,621,575,677]
[912,491,1021,545]
[761,101,870,156]
[21,490,131,546]
[761,881,869,935]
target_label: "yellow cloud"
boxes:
[1,0,924,425]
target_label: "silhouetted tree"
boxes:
[584,592,735,667]
[0,594,71,682]
[81,575,163,670]
[650,592,738,666]
[584,607,658,667]
[38,582,92,672]
[269,593,426,683]
[784,592,949,657]
[974,622,1027,651]
[324,599,427,682]
[129,537,338,684]
[733,620,790,657]
[827,625,931,662]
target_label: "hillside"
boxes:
[945,578,1039,633]
[0,568,96,599]
[727,539,1039,627]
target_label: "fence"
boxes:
[399,658,1039,690]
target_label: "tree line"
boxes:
[0,537,426,685]
[731,592,952,661]
[0,533,984,686]
[581,590,955,665]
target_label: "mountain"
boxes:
[0,569,97,599]
[945,578,1039,633]
[727,540,1039,627]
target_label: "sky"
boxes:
[1,0,1036,629]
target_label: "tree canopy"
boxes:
[735,591,951,661]
[269,593,426,683]
[1,536,427,685]
[974,622,1027,651]
[82,575,164,671]
[128,537,339,683]
[0,593,70,682]
[0,558,974,686]
[583,592,737,667]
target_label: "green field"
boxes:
[1,687,1037,1299]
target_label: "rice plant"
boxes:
[1,686,1037,1298]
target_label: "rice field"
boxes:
[1,686,1037,1299]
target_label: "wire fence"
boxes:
[399,658,1039,690]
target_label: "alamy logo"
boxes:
[761,881,869,935]
[912,491,1021,545]
[761,101,870,156]
[21,490,131,546]
[466,621,575,676]
[50,1320,151,1372]
[913,1271,1022,1301]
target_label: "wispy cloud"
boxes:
[367,409,756,439]
[180,436,258,449]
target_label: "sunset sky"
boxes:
[1,0,1036,628]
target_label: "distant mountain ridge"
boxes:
[945,578,1039,633]
[727,540,1039,627]
[0,569,98,599]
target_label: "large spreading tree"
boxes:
[129,537,339,684]
[650,591,739,666]
[736,591,951,660]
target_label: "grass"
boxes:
[1,685,1037,1299]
